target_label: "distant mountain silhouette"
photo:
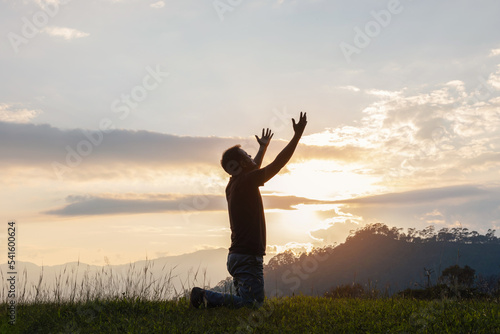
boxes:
[264,224,500,297]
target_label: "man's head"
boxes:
[221,145,257,175]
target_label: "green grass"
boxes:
[1,296,499,333]
[2,261,499,333]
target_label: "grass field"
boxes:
[1,261,499,333]
[1,296,499,333]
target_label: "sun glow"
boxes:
[265,160,383,200]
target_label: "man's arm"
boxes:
[253,128,273,168]
[262,112,307,182]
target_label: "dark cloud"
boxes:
[263,195,334,209]
[0,121,361,182]
[0,121,231,167]
[324,184,500,233]
[44,193,333,216]
[331,184,491,206]
[44,194,226,216]
[310,185,500,246]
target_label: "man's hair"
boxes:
[221,145,243,175]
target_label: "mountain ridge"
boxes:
[264,233,500,296]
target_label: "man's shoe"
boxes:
[190,287,206,308]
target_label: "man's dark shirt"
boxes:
[226,168,268,256]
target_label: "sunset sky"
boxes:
[2,0,500,266]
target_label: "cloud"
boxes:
[339,85,361,92]
[302,62,500,189]
[489,48,500,57]
[365,89,402,98]
[42,27,90,40]
[263,195,335,210]
[0,121,231,168]
[4,59,500,187]
[310,219,360,245]
[266,242,315,256]
[44,193,334,216]
[487,65,500,90]
[327,184,500,232]
[0,120,365,182]
[150,1,165,9]
[44,194,226,216]
[310,184,500,245]
[0,104,41,123]
[330,184,490,206]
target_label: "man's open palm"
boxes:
[293,112,307,136]
[255,128,274,147]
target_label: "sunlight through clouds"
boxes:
[302,61,500,191]
[265,160,384,200]
[266,242,315,257]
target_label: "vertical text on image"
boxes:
[7,221,17,325]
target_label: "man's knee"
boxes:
[233,274,263,301]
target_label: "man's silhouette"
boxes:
[191,112,307,308]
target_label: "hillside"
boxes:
[264,230,500,297]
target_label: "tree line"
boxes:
[266,223,499,272]
[346,223,498,244]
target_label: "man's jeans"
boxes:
[204,253,264,308]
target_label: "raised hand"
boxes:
[292,112,307,137]
[255,128,274,147]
